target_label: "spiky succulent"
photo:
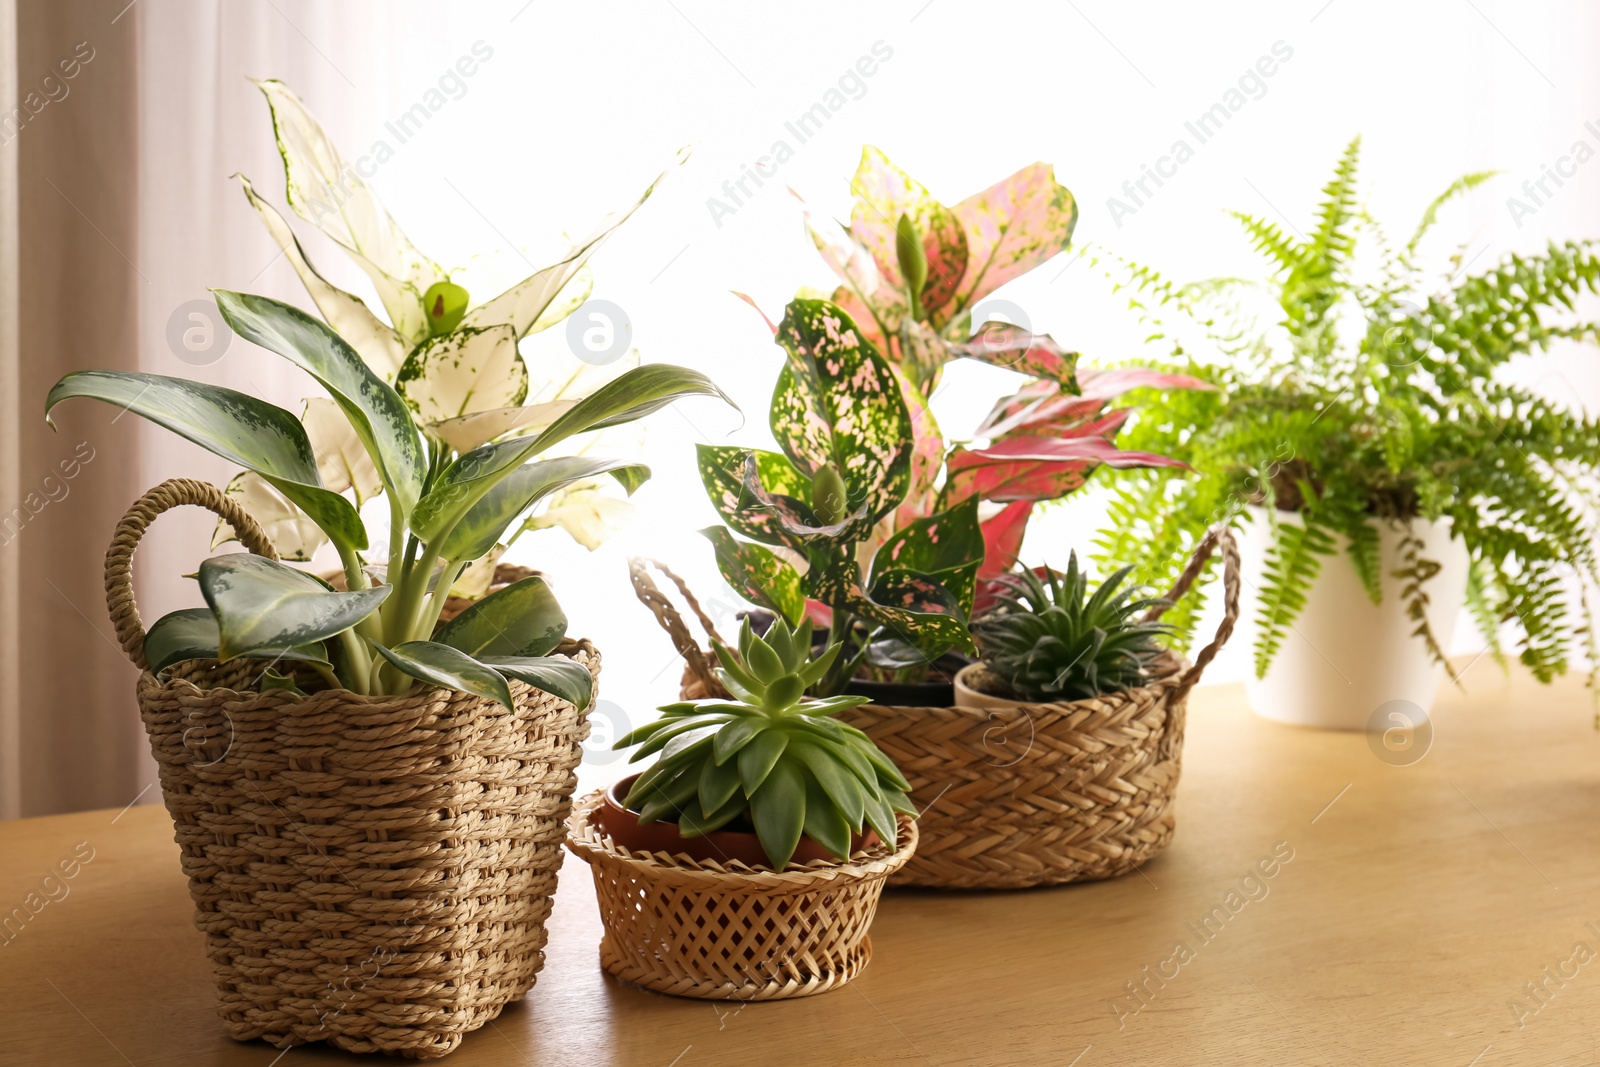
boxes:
[615,617,914,869]
[972,553,1173,702]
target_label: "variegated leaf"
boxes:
[450,544,505,601]
[771,299,911,526]
[974,368,1209,440]
[702,526,805,626]
[867,497,982,615]
[426,398,579,455]
[143,607,331,675]
[948,162,1078,317]
[947,433,1188,504]
[950,323,1080,385]
[372,640,513,709]
[302,397,382,505]
[848,146,969,315]
[521,483,636,550]
[853,571,975,657]
[978,500,1032,581]
[697,444,812,548]
[395,324,528,423]
[236,174,408,380]
[199,553,389,660]
[212,471,329,562]
[255,80,441,344]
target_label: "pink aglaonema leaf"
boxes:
[794,189,903,326]
[849,146,969,315]
[947,162,1078,320]
[828,283,899,365]
[974,369,1210,439]
[978,499,1032,583]
[1075,366,1213,399]
[891,360,947,531]
[949,322,1079,385]
[947,435,1189,504]
[731,291,778,336]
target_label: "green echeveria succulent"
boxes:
[972,553,1173,703]
[615,617,914,869]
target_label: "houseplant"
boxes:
[956,552,1174,708]
[46,80,732,1049]
[1095,137,1600,727]
[566,617,916,999]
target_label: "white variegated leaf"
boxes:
[236,174,408,380]
[212,471,329,562]
[255,79,441,345]
[450,545,505,601]
[523,483,637,550]
[396,324,528,424]
[426,398,579,454]
[302,397,382,505]
[526,265,593,335]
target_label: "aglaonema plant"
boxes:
[791,147,1198,592]
[698,297,984,694]
[224,80,681,566]
[46,291,733,707]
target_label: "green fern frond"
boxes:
[1463,554,1507,672]
[1346,520,1382,605]
[1406,170,1497,258]
[1228,211,1302,274]
[1253,518,1336,678]
[1309,136,1362,272]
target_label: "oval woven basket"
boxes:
[633,525,1239,891]
[566,791,916,1000]
[107,479,597,1058]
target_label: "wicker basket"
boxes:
[633,525,1240,891]
[106,479,597,1058]
[566,792,916,999]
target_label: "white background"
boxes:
[125,0,1600,792]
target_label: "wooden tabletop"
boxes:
[4,666,1599,1066]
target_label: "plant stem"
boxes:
[414,560,467,641]
[336,628,371,694]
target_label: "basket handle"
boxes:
[104,478,278,671]
[1144,524,1241,705]
[628,557,727,693]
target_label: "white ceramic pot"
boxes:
[1238,506,1469,730]
[952,663,1030,710]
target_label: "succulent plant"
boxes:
[615,617,914,869]
[972,553,1173,703]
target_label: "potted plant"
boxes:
[1095,137,1600,728]
[44,80,733,1057]
[566,617,916,1000]
[955,553,1174,708]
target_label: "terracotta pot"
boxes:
[596,775,875,868]
[951,662,1033,710]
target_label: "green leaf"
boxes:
[737,729,789,793]
[771,299,912,527]
[213,290,426,516]
[867,496,983,615]
[701,527,804,626]
[749,759,806,868]
[854,571,976,658]
[434,575,567,657]
[143,607,331,675]
[801,769,854,860]
[395,325,528,423]
[479,654,593,709]
[698,754,744,815]
[197,554,389,660]
[45,371,366,550]
[411,364,731,544]
[437,456,649,562]
[255,79,441,344]
[371,640,514,710]
[787,739,865,826]
[426,399,578,454]
[696,445,814,549]
[234,173,408,380]
[713,716,768,763]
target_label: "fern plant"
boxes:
[1093,136,1600,683]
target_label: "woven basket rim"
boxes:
[138,636,598,709]
[567,791,917,890]
[868,647,1190,718]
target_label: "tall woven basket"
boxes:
[635,525,1239,891]
[106,479,598,1058]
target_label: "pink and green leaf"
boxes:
[947,162,1079,320]
[702,526,806,626]
[948,323,1080,385]
[848,146,969,316]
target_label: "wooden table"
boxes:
[4,667,1599,1066]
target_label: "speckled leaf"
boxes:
[950,323,1080,385]
[236,174,409,380]
[198,553,389,661]
[848,146,969,315]
[478,655,592,708]
[828,284,901,366]
[214,290,426,516]
[372,640,513,710]
[697,445,813,548]
[44,371,367,550]
[853,571,975,658]
[395,324,528,424]
[739,453,869,546]
[797,190,905,348]
[461,150,686,338]
[434,575,567,658]
[975,369,1208,441]
[211,471,328,562]
[867,497,982,614]
[143,607,331,675]
[702,526,805,626]
[255,80,441,344]
[948,162,1078,317]
[771,298,911,525]
[302,397,382,505]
